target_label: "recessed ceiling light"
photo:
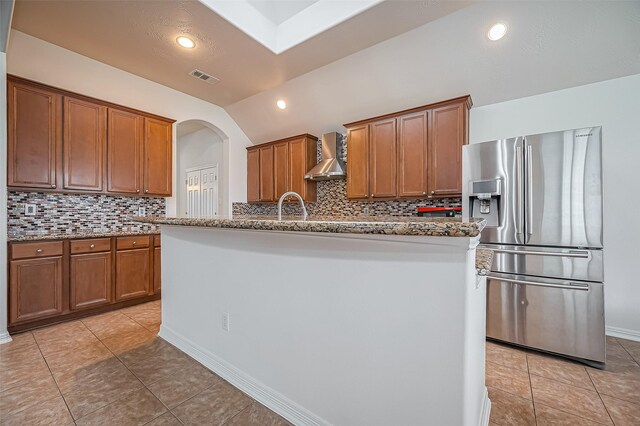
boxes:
[176,36,195,49]
[488,23,507,41]
[276,100,287,110]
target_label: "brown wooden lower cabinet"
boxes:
[115,248,150,301]
[153,246,161,293]
[8,234,160,332]
[10,256,63,324]
[70,252,112,310]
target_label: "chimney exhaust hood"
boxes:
[304,132,346,180]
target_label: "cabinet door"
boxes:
[259,145,274,202]
[143,118,172,196]
[115,248,150,301]
[70,252,112,310]
[289,137,317,201]
[10,257,63,324]
[153,247,161,293]
[7,80,61,189]
[429,103,466,196]
[63,97,107,191]
[397,111,428,197]
[369,118,397,198]
[273,142,289,201]
[108,109,143,194]
[247,149,260,203]
[346,125,369,199]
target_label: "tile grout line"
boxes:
[613,336,640,368]
[29,331,76,422]
[80,305,187,425]
[525,354,538,426]
[585,366,617,425]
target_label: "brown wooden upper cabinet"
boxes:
[7,79,61,189]
[63,96,107,192]
[143,118,173,196]
[7,75,174,197]
[108,108,143,194]
[246,134,318,203]
[344,96,471,200]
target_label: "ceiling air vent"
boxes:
[189,69,220,85]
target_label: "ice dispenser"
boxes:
[467,179,501,226]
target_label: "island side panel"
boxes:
[159,225,484,426]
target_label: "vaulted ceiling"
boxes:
[11,0,472,106]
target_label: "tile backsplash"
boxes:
[233,133,461,217]
[8,191,165,236]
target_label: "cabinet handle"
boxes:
[132,241,137,246]
[136,189,140,193]
[422,191,426,195]
[51,184,56,188]
[431,191,435,195]
[90,244,95,249]
[36,249,43,253]
[144,189,149,193]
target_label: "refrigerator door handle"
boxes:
[515,145,524,243]
[526,143,533,243]
[486,274,590,291]
[489,248,590,258]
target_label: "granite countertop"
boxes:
[8,229,160,242]
[475,248,494,276]
[134,215,486,237]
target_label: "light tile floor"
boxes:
[2,302,639,425]
[0,301,290,425]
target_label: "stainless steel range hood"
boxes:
[304,132,346,180]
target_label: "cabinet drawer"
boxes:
[70,238,111,254]
[11,241,64,260]
[116,236,150,250]
[153,235,161,247]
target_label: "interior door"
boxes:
[200,166,218,217]
[524,127,603,248]
[186,169,200,218]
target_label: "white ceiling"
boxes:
[10,0,471,106]
[225,0,640,144]
[247,0,319,25]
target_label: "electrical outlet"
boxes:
[138,207,146,216]
[222,312,230,332]
[25,204,37,216]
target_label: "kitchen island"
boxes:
[136,215,489,426]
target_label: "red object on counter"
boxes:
[417,207,462,213]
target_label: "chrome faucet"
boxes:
[277,192,308,220]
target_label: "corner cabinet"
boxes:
[246,134,318,203]
[344,96,471,200]
[8,234,161,333]
[7,75,174,197]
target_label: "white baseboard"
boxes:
[0,331,12,345]
[606,326,640,342]
[479,387,491,426]
[158,325,331,426]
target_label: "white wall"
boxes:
[470,73,640,339]
[177,127,224,216]
[160,227,487,425]
[6,30,252,215]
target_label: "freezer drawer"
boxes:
[485,244,603,282]
[486,272,605,363]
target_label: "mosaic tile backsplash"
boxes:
[8,192,165,236]
[233,133,461,217]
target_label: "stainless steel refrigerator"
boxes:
[462,127,605,365]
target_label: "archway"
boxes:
[174,119,230,217]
